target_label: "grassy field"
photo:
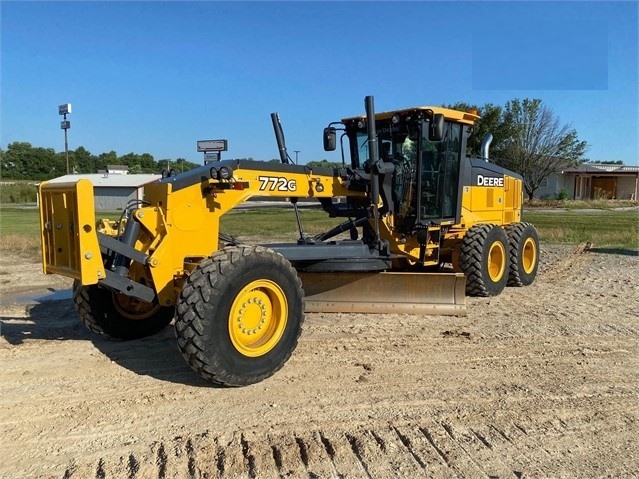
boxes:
[1,203,637,257]
[525,198,638,210]
[0,180,39,204]
[523,210,638,250]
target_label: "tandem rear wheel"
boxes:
[459,224,510,297]
[505,222,540,286]
[174,245,304,387]
[458,222,540,297]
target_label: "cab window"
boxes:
[419,121,462,220]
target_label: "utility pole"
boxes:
[294,150,300,164]
[58,104,72,174]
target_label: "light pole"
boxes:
[294,150,300,164]
[58,103,72,174]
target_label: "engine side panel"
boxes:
[459,158,523,227]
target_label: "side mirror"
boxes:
[429,114,444,141]
[323,127,337,151]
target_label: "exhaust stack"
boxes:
[480,133,493,162]
[271,112,289,164]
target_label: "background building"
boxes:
[534,164,639,200]
[43,173,161,211]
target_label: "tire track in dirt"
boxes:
[61,421,557,478]
[86,407,633,479]
[539,243,593,284]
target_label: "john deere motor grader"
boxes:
[39,96,539,386]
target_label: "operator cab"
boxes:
[325,106,478,231]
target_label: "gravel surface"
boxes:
[1,243,638,478]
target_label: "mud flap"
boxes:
[298,271,466,316]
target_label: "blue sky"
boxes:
[1,1,637,165]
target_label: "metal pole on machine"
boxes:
[365,96,381,245]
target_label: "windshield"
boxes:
[350,119,462,225]
[355,123,416,167]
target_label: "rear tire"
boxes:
[459,224,510,297]
[505,222,540,286]
[175,245,304,387]
[73,281,174,339]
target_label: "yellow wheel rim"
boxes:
[112,262,161,320]
[487,241,506,282]
[228,279,288,357]
[521,237,537,274]
[113,293,162,320]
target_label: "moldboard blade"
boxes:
[298,271,466,316]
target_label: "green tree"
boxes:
[73,146,97,173]
[139,153,156,171]
[55,150,71,176]
[173,157,201,173]
[1,142,33,179]
[306,159,343,169]
[0,143,206,179]
[497,98,588,200]
[444,102,507,158]
[97,150,118,171]
[1,142,63,180]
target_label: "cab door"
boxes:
[417,121,462,223]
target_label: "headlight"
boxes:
[219,166,232,180]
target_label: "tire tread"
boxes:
[175,245,304,387]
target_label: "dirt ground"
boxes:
[0,243,638,479]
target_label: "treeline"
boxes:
[0,141,333,182]
[0,142,202,181]
[2,98,596,199]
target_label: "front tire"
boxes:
[505,222,540,286]
[73,281,175,339]
[174,245,304,387]
[459,224,510,297]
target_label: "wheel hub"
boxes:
[229,280,288,357]
[522,237,537,274]
[235,293,269,335]
[487,241,506,282]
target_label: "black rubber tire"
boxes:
[174,245,304,387]
[73,281,175,340]
[504,222,540,287]
[459,224,510,297]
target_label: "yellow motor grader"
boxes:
[39,96,539,386]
